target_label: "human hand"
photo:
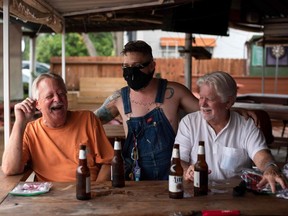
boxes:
[184,164,195,181]
[237,109,260,127]
[14,98,37,123]
[257,165,287,193]
[184,164,211,182]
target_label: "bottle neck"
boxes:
[79,149,87,160]
[114,141,122,150]
[79,149,88,165]
[198,145,205,155]
[79,158,87,166]
[172,147,180,159]
[197,145,205,160]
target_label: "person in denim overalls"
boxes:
[94,41,200,180]
[94,40,257,181]
[121,79,175,180]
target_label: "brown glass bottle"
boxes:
[111,140,125,187]
[76,145,91,200]
[194,141,208,196]
[169,144,184,199]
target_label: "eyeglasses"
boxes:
[122,60,151,69]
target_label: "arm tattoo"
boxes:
[166,87,174,99]
[102,90,121,107]
[95,107,115,123]
[94,90,121,124]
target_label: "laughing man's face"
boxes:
[36,78,68,128]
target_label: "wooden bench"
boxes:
[77,77,126,104]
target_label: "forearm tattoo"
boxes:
[95,106,115,123]
[94,91,121,124]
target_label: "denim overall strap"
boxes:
[155,79,167,104]
[121,86,131,114]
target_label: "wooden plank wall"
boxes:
[50,56,123,90]
[50,56,287,94]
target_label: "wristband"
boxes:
[263,161,279,173]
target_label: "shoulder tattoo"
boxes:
[166,86,174,99]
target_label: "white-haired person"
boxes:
[2,73,113,182]
[175,71,287,193]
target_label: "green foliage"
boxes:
[88,32,114,56]
[23,32,114,63]
[22,37,30,60]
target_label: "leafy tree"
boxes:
[88,32,114,56]
[23,32,114,63]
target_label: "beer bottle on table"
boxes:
[169,144,184,199]
[111,139,125,187]
[194,141,208,196]
[76,144,91,200]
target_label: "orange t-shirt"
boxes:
[22,110,114,182]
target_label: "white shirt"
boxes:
[175,111,268,180]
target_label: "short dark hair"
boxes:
[121,40,153,59]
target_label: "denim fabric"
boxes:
[121,79,175,180]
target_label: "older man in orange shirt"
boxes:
[2,73,113,182]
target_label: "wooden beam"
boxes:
[0,0,63,33]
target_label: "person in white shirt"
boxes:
[175,71,287,193]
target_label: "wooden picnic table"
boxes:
[0,169,287,216]
[0,169,29,204]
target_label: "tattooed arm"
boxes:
[94,90,121,124]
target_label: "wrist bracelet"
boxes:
[263,161,279,172]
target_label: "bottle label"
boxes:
[169,175,183,192]
[79,149,86,159]
[198,146,205,155]
[86,176,91,193]
[194,171,200,187]
[172,148,180,158]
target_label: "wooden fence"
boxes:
[181,75,288,95]
[50,56,287,94]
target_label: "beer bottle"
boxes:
[111,139,125,187]
[76,144,91,200]
[194,141,208,196]
[169,144,183,199]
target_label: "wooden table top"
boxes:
[0,169,26,204]
[0,177,287,215]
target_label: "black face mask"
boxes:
[123,67,154,91]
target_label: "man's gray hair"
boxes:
[32,73,67,100]
[197,71,237,103]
